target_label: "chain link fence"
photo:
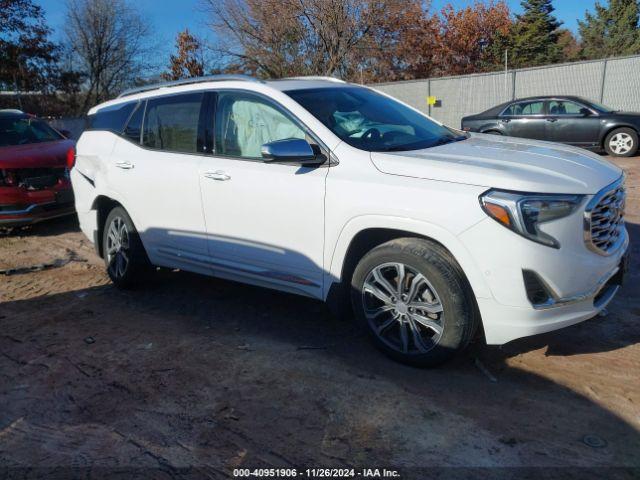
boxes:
[372,54,640,129]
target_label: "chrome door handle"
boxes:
[204,171,231,181]
[115,161,134,169]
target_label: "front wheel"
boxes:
[102,206,150,288]
[604,128,639,157]
[351,238,479,367]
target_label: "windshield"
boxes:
[285,87,467,152]
[582,99,615,113]
[0,116,63,147]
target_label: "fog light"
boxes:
[522,270,552,306]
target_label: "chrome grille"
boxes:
[584,178,626,255]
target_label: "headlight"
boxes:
[479,190,584,248]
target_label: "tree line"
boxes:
[1,0,639,116]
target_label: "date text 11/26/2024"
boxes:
[233,468,401,478]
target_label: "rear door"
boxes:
[500,100,547,140]
[108,92,210,270]
[545,99,600,147]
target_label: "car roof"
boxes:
[473,95,594,118]
[88,76,356,115]
[0,109,28,118]
[264,77,351,91]
[509,95,590,104]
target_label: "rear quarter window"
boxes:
[87,102,137,133]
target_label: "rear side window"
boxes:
[502,101,544,116]
[88,102,136,133]
[123,102,144,143]
[142,93,204,154]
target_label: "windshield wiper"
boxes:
[378,135,467,152]
[431,136,467,147]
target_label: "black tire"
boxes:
[604,127,639,157]
[350,238,479,367]
[102,206,150,289]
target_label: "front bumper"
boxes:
[0,183,75,226]
[459,209,629,345]
[474,251,627,344]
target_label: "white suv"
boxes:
[72,75,629,366]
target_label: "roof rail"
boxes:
[117,74,260,98]
[279,76,347,83]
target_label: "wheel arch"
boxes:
[91,195,123,258]
[600,123,639,149]
[478,121,504,134]
[324,217,492,316]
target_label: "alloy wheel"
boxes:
[105,216,130,279]
[609,133,634,155]
[362,262,445,354]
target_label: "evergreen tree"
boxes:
[579,0,640,59]
[510,0,562,67]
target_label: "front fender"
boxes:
[324,215,492,301]
[598,120,640,145]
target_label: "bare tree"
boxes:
[64,0,152,110]
[201,0,429,81]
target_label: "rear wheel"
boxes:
[351,238,478,367]
[604,128,638,157]
[102,206,150,288]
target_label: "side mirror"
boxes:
[580,108,592,117]
[261,138,320,165]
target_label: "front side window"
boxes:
[548,100,586,116]
[142,92,203,153]
[215,92,305,159]
[286,86,465,152]
[0,116,63,147]
[503,101,545,116]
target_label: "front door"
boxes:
[199,91,327,298]
[501,100,547,140]
[545,100,601,147]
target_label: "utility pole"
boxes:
[504,49,509,99]
[13,73,23,111]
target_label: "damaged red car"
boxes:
[0,110,76,226]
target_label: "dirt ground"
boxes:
[1,156,639,480]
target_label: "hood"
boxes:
[606,111,640,120]
[370,134,622,194]
[0,140,74,169]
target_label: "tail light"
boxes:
[66,146,76,169]
[0,170,17,186]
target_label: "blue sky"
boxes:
[38,0,599,58]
